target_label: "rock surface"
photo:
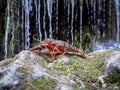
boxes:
[0,50,120,90]
[0,51,75,90]
[104,51,120,75]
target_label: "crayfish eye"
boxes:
[51,42,56,45]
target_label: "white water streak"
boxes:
[25,0,30,50]
[93,0,96,35]
[47,0,53,38]
[103,0,105,27]
[5,0,10,59]
[35,0,42,41]
[86,0,90,24]
[97,0,101,26]
[35,0,38,37]
[80,0,83,43]
[67,3,70,36]
[71,0,75,45]
[11,14,15,56]
[43,0,47,38]
[56,0,58,38]
[115,0,120,42]
[21,0,24,49]
[38,0,42,41]
[93,1,96,23]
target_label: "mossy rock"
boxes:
[20,75,57,90]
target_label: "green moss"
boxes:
[17,50,115,89]
[48,61,68,75]
[31,75,57,90]
[74,41,83,51]
[72,83,82,90]
[47,50,110,89]
[81,26,94,53]
[0,58,15,66]
[16,65,32,80]
[11,0,17,12]
[106,75,120,86]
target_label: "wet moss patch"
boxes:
[31,75,57,90]
[47,50,111,89]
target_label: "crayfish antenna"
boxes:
[30,46,41,51]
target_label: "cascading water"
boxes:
[35,0,39,40]
[102,0,106,37]
[2,0,120,60]
[47,0,53,38]
[43,0,47,39]
[21,0,25,49]
[11,14,15,56]
[4,0,10,59]
[93,0,96,36]
[56,0,58,39]
[80,0,83,42]
[38,0,42,41]
[24,0,31,50]
[67,2,70,39]
[115,0,120,42]
[71,0,75,44]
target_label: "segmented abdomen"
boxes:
[66,44,86,58]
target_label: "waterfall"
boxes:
[4,0,10,59]
[2,0,120,60]
[115,0,120,42]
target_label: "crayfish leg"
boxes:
[50,51,56,60]
[60,52,66,56]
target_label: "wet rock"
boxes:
[0,50,120,90]
[0,51,75,90]
[104,51,120,75]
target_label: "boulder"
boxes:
[104,51,120,75]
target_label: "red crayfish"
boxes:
[30,38,86,59]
